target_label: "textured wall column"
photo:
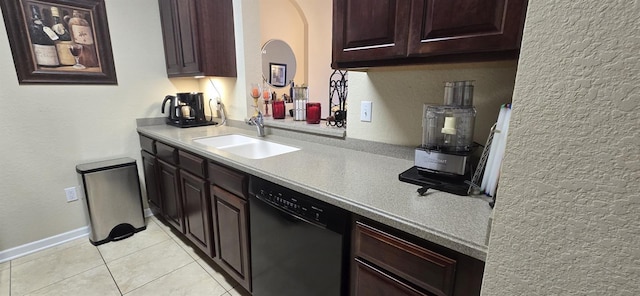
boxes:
[482,1,639,295]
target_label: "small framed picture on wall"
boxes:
[269,63,287,87]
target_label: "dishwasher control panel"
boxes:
[255,187,327,226]
[249,176,350,233]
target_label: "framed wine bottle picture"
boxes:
[0,0,117,84]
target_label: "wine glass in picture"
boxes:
[69,44,85,69]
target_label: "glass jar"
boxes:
[306,102,321,124]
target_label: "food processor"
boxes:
[400,81,478,195]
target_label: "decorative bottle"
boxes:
[67,10,99,67]
[28,5,59,67]
[50,7,75,66]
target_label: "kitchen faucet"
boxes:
[246,111,265,137]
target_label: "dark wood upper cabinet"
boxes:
[158,0,237,77]
[407,0,527,56]
[332,0,528,68]
[332,0,411,64]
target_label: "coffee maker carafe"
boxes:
[161,92,217,128]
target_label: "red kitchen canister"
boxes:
[306,102,321,124]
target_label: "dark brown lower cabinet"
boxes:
[181,169,212,257]
[139,135,250,293]
[141,135,483,296]
[211,185,250,292]
[158,159,184,233]
[353,258,428,296]
[141,150,162,215]
[351,219,483,296]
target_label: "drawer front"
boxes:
[208,162,247,198]
[353,258,429,296]
[139,134,155,154]
[155,141,178,164]
[354,221,456,296]
[179,150,206,177]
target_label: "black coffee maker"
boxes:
[162,92,217,128]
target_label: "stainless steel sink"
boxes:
[194,134,300,159]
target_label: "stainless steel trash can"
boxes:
[76,157,146,246]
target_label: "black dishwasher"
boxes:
[249,176,350,296]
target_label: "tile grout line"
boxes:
[98,235,173,265]
[17,264,106,296]
[97,246,123,296]
[8,238,85,269]
[149,217,237,294]
[121,261,198,295]
[11,241,105,296]
[99,229,193,295]
[194,260,228,292]
[96,232,179,294]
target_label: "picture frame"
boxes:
[269,63,287,87]
[0,0,117,84]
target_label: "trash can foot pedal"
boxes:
[90,223,147,246]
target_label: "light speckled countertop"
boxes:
[137,124,492,261]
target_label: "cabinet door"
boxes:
[181,170,212,256]
[195,0,237,77]
[332,0,411,66]
[407,0,527,56]
[211,186,251,292]
[353,258,429,296]
[158,0,181,75]
[158,159,184,233]
[158,0,236,77]
[141,150,162,215]
[175,0,200,74]
[158,0,199,76]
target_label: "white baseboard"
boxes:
[0,209,154,264]
[0,226,90,263]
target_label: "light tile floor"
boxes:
[0,216,251,296]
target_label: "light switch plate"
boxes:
[360,101,372,122]
[65,187,78,202]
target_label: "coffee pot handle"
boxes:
[161,95,174,114]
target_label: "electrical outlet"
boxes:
[65,187,78,202]
[360,101,372,122]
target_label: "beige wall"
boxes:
[201,0,259,120]
[255,0,333,115]
[347,62,517,146]
[6,3,637,294]
[482,1,640,295]
[260,0,306,85]
[0,0,199,251]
